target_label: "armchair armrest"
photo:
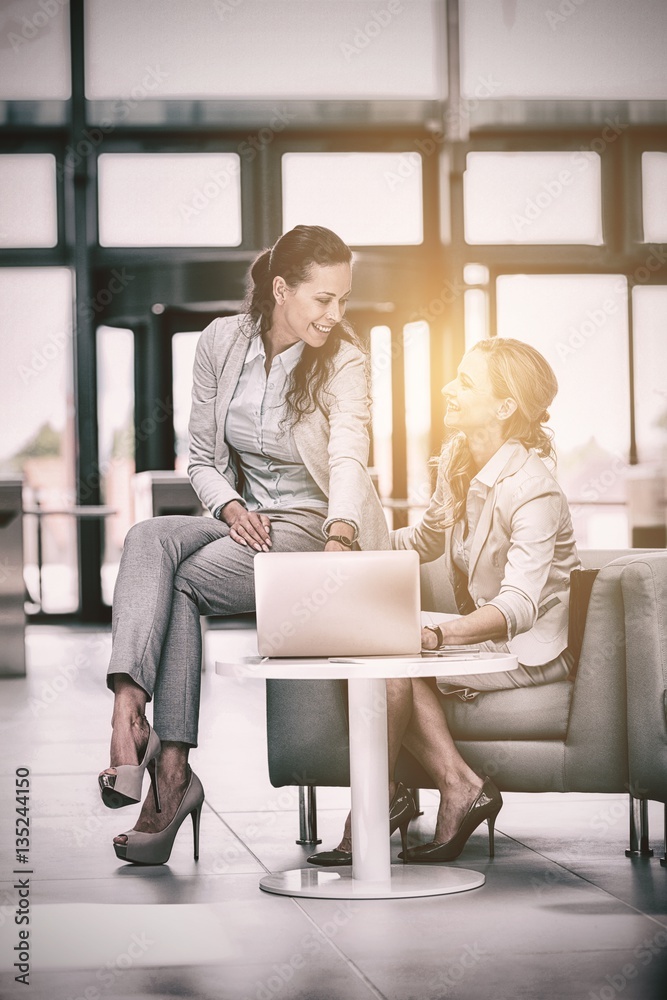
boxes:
[622,552,667,803]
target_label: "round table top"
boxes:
[215,650,518,680]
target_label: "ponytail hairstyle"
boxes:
[438,337,559,525]
[243,225,367,424]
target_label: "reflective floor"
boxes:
[0,627,665,1000]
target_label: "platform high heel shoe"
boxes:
[98,724,162,810]
[306,782,417,866]
[113,768,205,866]
[399,776,502,863]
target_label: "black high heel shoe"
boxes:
[398,776,502,863]
[307,782,417,866]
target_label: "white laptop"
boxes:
[254,550,422,657]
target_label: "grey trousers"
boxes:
[107,508,326,746]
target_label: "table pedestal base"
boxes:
[259,865,485,899]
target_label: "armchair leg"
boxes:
[296,786,321,846]
[661,803,666,868]
[625,795,654,858]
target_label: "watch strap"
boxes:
[325,534,354,548]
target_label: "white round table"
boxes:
[216,641,517,900]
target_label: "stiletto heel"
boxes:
[191,802,203,861]
[398,818,410,859]
[307,782,417,866]
[98,724,161,810]
[113,768,205,866]
[399,776,503,863]
[147,758,161,814]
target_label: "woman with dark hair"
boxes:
[309,337,581,868]
[99,225,389,865]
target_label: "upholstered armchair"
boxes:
[621,552,667,865]
[265,550,657,854]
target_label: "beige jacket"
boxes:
[187,314,390,551]
[393,441,581,665]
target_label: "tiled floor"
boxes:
[0,626,665,1000]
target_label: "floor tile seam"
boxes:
[13,868,272,888]
[203,798,276,875]
[289,897,388,1000]
[500,832,667,925]
[4,871,265,884]
[194,805,386,998]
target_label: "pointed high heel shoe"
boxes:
[113,768,205,866]
[98,725,162,810]
[307,782,417,867]
[399,776,502,863]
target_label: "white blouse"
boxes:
[223,336,328,512]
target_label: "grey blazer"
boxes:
[393,441,581,665]
[187,315,390,551]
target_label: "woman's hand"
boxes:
[421,626,442,650]
[422,606,508,647]
[221,501,271,552]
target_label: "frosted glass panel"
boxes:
[642,152,667,243]
[496,274,630,546]
[404,321,431,506]
[97,327,135,606]
[464,152,603,245]
[0,0,70,99]
[463,263,489,285]
[282,153,423,246]
[98,153,242,247]
[464,289,488,350]
[86,0,440,100]
[461,0,667,100]
[633,286,667,461]
[370,326,392,499]
[0,155,57,248]
[172,331,201,473]
[0,268,77,612]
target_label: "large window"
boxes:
[0,268,77,612]
[282,152,423,245]
[97,327,135,605]
[0,155,58,248]
[98,153,242,247]
[463,152,603,245]
[632,286,667,462]
[0,0,71,100]
[460,0,667,100]
[497,274,630,547]
[403,321,432,512]
[85,0,441,101]
[172,331,201,473]
[369,326,393,501]
[3,0,665,621]
[641,152,667,242]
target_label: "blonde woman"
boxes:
[310,337,580,867]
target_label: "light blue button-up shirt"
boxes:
[223,335,328,512]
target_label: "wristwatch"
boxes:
[325,534,353,548]
[423,624,444,647]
